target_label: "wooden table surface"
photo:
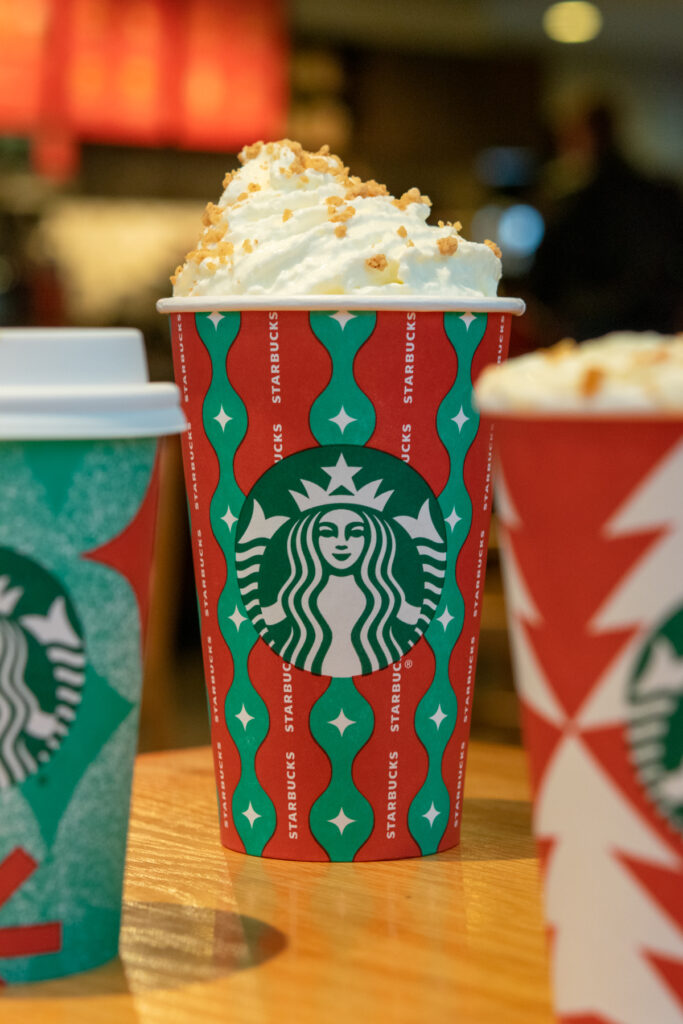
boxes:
[0,742,554,1024]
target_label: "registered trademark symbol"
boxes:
[405,659,413,669]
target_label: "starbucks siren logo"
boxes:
[235,445,447,676]
[0,548,86,788]
[627,603,683,836]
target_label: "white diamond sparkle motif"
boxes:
[429,705,448,730]
[330,311,357,330]
[221,506,238,530]
[459,312,476,330]
[229,606,247,630]
[437,607,455,630]
[242,802,261,827]
[452,406,470,432]
[208,311,224,329]
[236,704,255,729]
[329,406,357,435]
[445,507,462,531]
[328,808,355,834]
[214,406,231,431]
[328,709,356,736]
[423,802,440,827]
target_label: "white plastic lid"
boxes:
[0,327,186,439]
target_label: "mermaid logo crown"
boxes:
[289,454,393,512]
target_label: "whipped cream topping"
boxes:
[475,333,683,413]
[171,140,502,298]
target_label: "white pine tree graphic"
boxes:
[537,736,683,1024]
[555,439,683,1022]
[498,442,683,1023]
[591,440,683,636]
[582,438,683,786]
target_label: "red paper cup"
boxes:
[483,409,683,1023]
[159,296,524,861]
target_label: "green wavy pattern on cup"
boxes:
[196,311,276,855]
[408,311,488,854]
[308,311,376,445]
[306,311,377,859]
[309,676,375,860]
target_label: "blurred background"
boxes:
[1,0,681,750]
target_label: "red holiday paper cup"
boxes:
[483,409,683,1023]
[159,296,524,861]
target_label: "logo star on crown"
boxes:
[289,454,394,512]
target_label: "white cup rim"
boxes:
[157,295,526,315]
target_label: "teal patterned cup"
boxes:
[0,328,184,983]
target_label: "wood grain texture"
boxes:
[0,742,554,1024]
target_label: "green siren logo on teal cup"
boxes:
[236,445,447,677]
[628,603,683,835]
[0,548,86,788]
